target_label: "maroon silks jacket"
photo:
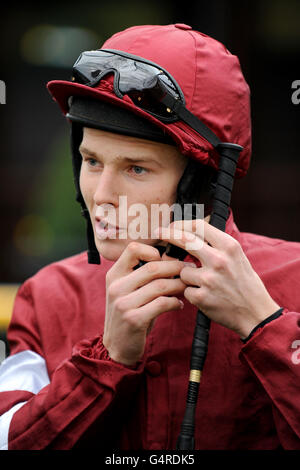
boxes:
[1,212,300,450]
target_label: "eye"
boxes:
[130,165,147,175]
[83,157,101,170]
[87,158,98,167]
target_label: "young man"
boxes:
[0,24,299,450]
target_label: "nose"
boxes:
[93,167,120,208]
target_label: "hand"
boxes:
[103,242,187,366]
[155,219,280,339]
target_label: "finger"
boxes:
[171,218,236,251]
[180,266,202,287]
[133,295,184,328]
[170,219,205,239]
[184,286,204,307]
[117,277,186,310]
[161,250,197,267]
[155,226,214,265]
[108,242,162,280]
[111,259,187,296]
[161,250,178,261]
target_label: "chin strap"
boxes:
[86,215,101,264]
[71,123,101,265]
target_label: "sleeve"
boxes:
[239,309,300,449]
[0,281,145,450]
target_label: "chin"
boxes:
[95,240,125,261]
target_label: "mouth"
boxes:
[96,218,120,231]
[95,217,125,240]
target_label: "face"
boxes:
[79,127,187,261]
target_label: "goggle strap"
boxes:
[160,94,220,148]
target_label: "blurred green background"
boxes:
[0,0,299,293]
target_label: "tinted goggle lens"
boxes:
[72,50,184,121]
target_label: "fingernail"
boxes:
[185,232,195,241]
[183,262,197,268]
[179,300,184,309]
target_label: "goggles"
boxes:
[71,49,221,149]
